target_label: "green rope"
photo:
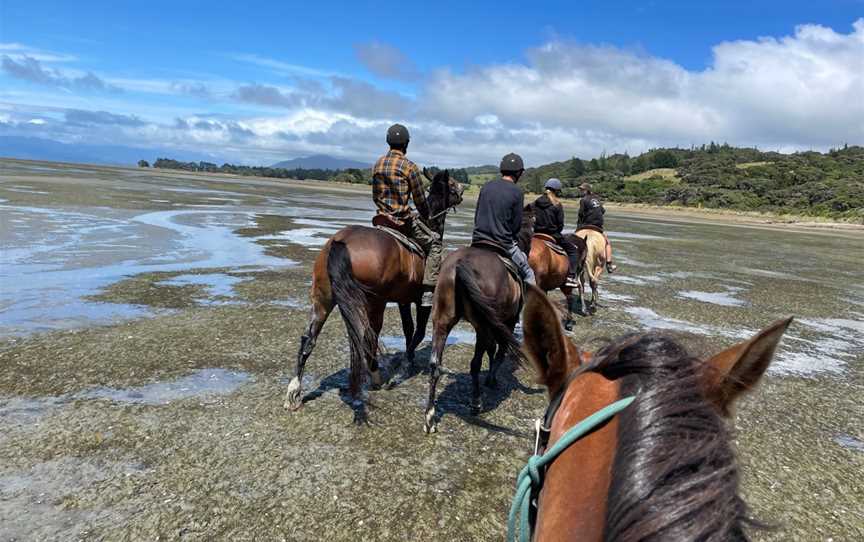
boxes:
[507,395,636,542]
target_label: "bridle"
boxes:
[508,372,636,542]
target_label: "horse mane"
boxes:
[581,333,761,542]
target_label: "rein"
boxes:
[507,394,636,542]
[428,203,457,221]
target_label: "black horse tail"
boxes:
[455,259,523,362]
[327,240,376,396]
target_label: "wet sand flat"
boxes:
[1,159,863,540]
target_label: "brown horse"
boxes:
[284,170,463,419]
[423,244,523,433]
[521,205,587,330]
[517,284,791,541]
[572,227,606,313]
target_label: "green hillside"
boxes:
[520,144,864,222]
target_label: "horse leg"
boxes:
[368,303,385,389]
[424,319,455,434]
[410,303,432,363]
[590,278,599,314]
[397,303,415,367]
[483,340,500,388]
[285,297,333,410]
[469,332,490,414]
[562,288,575,331]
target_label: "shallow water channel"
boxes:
[1,159,862,540]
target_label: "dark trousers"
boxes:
[550,232,580,276]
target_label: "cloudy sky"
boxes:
[1,1,862,167]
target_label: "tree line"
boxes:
[143,157,472,186]
[521,143,863,221]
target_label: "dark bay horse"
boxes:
[517,284,792,541]
[423,245,523,433]
[521,205,587,330]
[284,170,463,416]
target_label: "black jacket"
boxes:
[472,178,524,246]
[533,195,564,235]
[578,193,605,227]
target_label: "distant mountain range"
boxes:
[0,136,217,166]
[271,154,370,170]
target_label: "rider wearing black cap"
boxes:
[471,153,536,285]
[372,124,443,306]
[577,182,616,273]
[532,178,581,287]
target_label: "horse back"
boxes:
[328,225,424,302]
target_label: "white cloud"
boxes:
[227,53,342,78]
[2,20,863,166]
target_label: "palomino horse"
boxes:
[423,245,523,433]
[284,171,463,419]
[572,227,606,313]
[513,284,792,541]
[522,206,587,330]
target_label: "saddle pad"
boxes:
[532,233,567,256]
[496,254,524,314]
[543,240,567,256]
[375,226,426,257]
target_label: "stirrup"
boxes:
[421,290,434,307]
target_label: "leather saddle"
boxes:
[532,233,567,256]
[372,214,425,257]
[575,224,604,235]
[470,240,523,293]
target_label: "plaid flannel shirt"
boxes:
[372,150,429,219]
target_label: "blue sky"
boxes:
[1,1,862,166]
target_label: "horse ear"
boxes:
[703,317,792,415]
[522,284,574,394]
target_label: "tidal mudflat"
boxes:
[1,159,862,540]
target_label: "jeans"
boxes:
[507,242,536,285]
[407,215,442,289]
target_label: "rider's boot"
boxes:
[564,273,580,288]
[606,262,618,274]
[421,289,434,308]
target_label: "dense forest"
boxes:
[520,144,864,221]
[147,143,863,221]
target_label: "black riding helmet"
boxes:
[500,153,524,178]
[386,124,410,146]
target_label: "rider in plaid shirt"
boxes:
[372,124,442,307]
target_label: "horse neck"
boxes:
[426,190,447,234]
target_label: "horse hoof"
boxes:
[284,379,303,411]
[370,370,382,390]
[470,400,481,415]
[424,410,437,433]
[564,321,574,332]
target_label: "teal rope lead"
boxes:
[507,395,636,542]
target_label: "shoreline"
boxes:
[2,157,861,234]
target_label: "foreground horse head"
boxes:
[284,169,462,421]
[517,285,791,541]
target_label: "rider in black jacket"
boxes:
[532,178,581,287]
[577,183,616,273]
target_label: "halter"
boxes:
[507,382,636,542]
